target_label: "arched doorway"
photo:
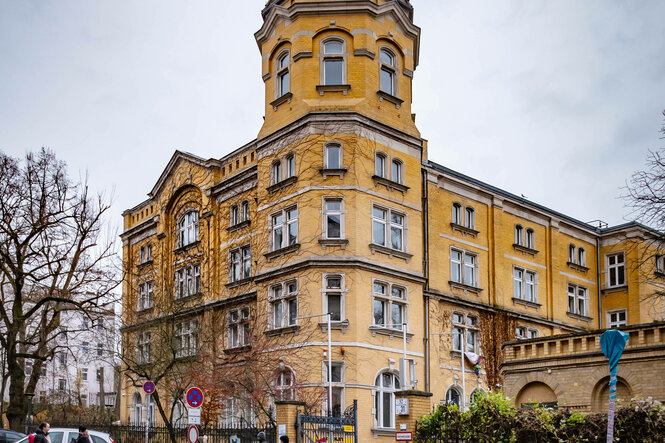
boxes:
[592,376,632,412]
[516,382,557,409]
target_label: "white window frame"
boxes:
[322,197,345,239]
[513,266,537,303]
[286,154,296,178]
[374,371,401,429]
[275,50,290,98]
[227,306,251,349]
[578,247,586,266]
[274,366,296,401]
[175,319,199,358]
[445,386,461,407]
[514,224,523,245]
[138,280,154,311]
[139,244,152,264]
[230,204,239,226]
[371,279,408,331]
[379,47,397,96]
[515,326,539,339]
[82,342,89,355]
[375,152,387,178]
[321,37,346,85]
[322,273,346,322]
[606,252,626,288]
[525,228,535,249]
[452,203,462,225]
[82,368,88,381]
[323,361,345,417]
[270,205,299,251]
[606,309,627,329]
[178,210,199,248]
[451,311,479,353]
[324,143,343,170]
[464,207,475,229]
[229,245,251,282]
[567,283,589,317]
[450,247,479,288]
[269,280,298,330]
[241,200,250,222]
[175,263,200,299]
[137,331,151,364]
[271,160,282,185]
[391,158,403,184]
[371,204,406,252]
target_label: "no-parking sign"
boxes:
[186,386,204,408]
[143,381,155,394]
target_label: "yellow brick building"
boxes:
[119,0,664,439]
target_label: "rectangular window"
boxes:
[175,319,199,358]
[58,379,66,391]
[228,307,251,349]
[97,343,103,356]
[324,59,343,85]
[323,274,345,322]
[82,342,88,354]
[372,205,405,252]
[372,280,407,330]
[325,144,341,169]
[567,283,589,316]
[138,281,154,311]
[607,252,626,287]
[452,312,479,353]
[81,368,88,381]
[230,205,239,226]
[229,245,251,283]
[516,326,539,339]
[137,331,151,364]
[607,309,627,329]
[175,264,200,298]
[513,266,537,303]
[323,361,345,417]
[450,248,478,287]
[271,206,298,251]
[270,280,298,329]
[323,198,344,239]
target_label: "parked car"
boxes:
[17,429,114,443]
[0,429,26,443]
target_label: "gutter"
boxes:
[421,167,431,393]
[596,236,603,329]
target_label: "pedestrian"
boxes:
[256,431,266,442]
[76,426,91,443]
[32,422,50,443]
[279,436,289,443]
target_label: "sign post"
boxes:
[142,381,155,443]
[185,387,204,441]
[600,329,629,443]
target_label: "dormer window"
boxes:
[322,39,344,85]
[379,48,397,96]
[276,51,290,98]
[178,211,199,247]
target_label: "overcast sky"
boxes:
[1,0,664,232]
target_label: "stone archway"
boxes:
[592,376,632,412]
[515,381,557,408]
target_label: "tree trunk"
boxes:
[7,352,26,432]
[152,390,177,443]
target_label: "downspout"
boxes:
[597,235,603,329]
[421,168,431,393]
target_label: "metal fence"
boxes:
[296,400,357,443]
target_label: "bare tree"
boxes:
[0,148,120,430]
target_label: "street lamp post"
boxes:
[296,312,333,416]
[373,323,409,386]
[431,331,466,411]
[24,392,34,435]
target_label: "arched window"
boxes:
[131,392,143,425]
[241,200,250,222]
[452,203,462,225]
[464,207,475,229]
[271,160,282,184]
[445,386,461,407]
[379,48,397,95]
[286,154,296,178]
[391,158,403,184]
[568,244,576,262]
[275,367,296,401]
[325,143,342,169]
[230,204,239,226]
[375,153,387,178]
[172,399,186,428]
[470,388,485,404]
[178,211,199,247]
[276,51,290,97]
[514,225,523,245]
[375,371,400,429]
[526,228,535,249]
[322,39,345,85]
[578,247,586,266]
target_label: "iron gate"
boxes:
[296,400,357,443]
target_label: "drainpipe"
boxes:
[421,168,431,393]
[597,236,603,329]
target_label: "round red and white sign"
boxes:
[187,425,199,443]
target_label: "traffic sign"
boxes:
[143,381,155,394]
[187,425,198,443]
[395,432,412,441]
[185,386,204,408]
[187,407,201,425]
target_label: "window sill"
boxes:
[265,325,300,337]
[450,223,479,237]
[372,175,409,194]
[136,307,154,315]
[371,428,396,438]
[175,292,203,305]
[270,92,293,111]
[174,240,201,255]
[318,319,349,333]
[266,176,298,194]
[566,261,589,273]
[566,312,592,323]
[448,281,483,295]
[511,297,541,310]
[376,90,404,109]
[174,354,198,363]
[319,238,349,250]
[319,167,347,179]
[602,285,628,294]
[137,260,153,270]
[264,243,301,261]
[316,84,351,95]
[512,244,539,256]
[369,243,413,262]
[369,325,413,342]
[225,277,253,289]
[656,271,665,279]
[227,219,251,233]
[223,345,252,355]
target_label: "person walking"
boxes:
[76,426,91,443]
[32,422,51,443]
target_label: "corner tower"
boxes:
[255,0,421,139]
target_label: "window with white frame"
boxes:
[138,280,154,311]
[452,203,462,225]
[82,368,88,381]
[372,280,407,330]
[606,252,626,287]
[228,307,251,349]
[567,283,589,317]
[375,153,387,178]
[322,39,345,85]
[513,266,537,303]
[372,205,405,252]
[137,331,151,364]
[464,207,475,229]
[324,143,342,169]
[607,309,627,329]
[270,280,298,329]
[175,319,199,358]
[452,312,479,353]
[175,263,201,298]
[568,244,576,262]
[58,379,66,391]
[276,50,290,97]
[323,198,344,239]
[58,351,67,366]
[374,371,400,429]
[178,211,199,247]
[97,343,103,356]
[391,159,403,184]
[230,245,251,282]
[515,326,539,339]
[131,393,143,425]
[578,248,586,266]
[324,361,345,417]
[450,248,478,288]
[172,400,186,428]
[271,160,282,184]
[379,48,397,95]
[286,154,295,178]
[241,200,250,222]
[445,386,461,407]
[525,228,535,249]
[275,367,296,401]
[230,204,239,226]
[323,274,344,322]
[82,342,89,355]
[139,244,152,264]
[271,206,298,251]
